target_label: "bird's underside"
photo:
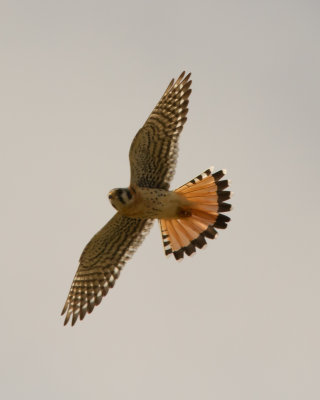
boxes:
[62,72,231,326]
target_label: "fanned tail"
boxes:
[160,167,232,260]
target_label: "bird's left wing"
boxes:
[61,213,153,326]
[129,71,192,190]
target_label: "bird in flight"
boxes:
[62,72,231,326]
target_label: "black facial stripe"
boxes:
[125,189,132,200]
[117,191,125,204]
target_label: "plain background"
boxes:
[1,1,319,399]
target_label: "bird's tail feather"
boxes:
[159,167,232,260]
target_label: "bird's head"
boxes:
[108,187,134,211]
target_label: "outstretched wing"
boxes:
[129,71,192,190]
[61,213,153,326]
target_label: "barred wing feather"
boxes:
[62,213,153,326]
[129,71,192,190]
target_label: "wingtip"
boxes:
[61,303,67,316]
[176,71,192,86]
[176,71,185,82]
[63,313,70,326]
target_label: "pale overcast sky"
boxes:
[1,1,319,399]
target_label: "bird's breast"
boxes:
[119,187,191,219]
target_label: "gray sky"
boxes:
[1,1,319,399]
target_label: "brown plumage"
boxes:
[129,72,191,189]
[61,72,231,326]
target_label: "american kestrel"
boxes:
[62,72,231,326]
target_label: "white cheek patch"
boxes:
[123,192,129,203]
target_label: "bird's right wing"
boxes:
[61,213,153,326]
[129,72,192,190]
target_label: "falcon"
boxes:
[62,72,232,326]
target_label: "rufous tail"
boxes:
[159,167,232,260]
